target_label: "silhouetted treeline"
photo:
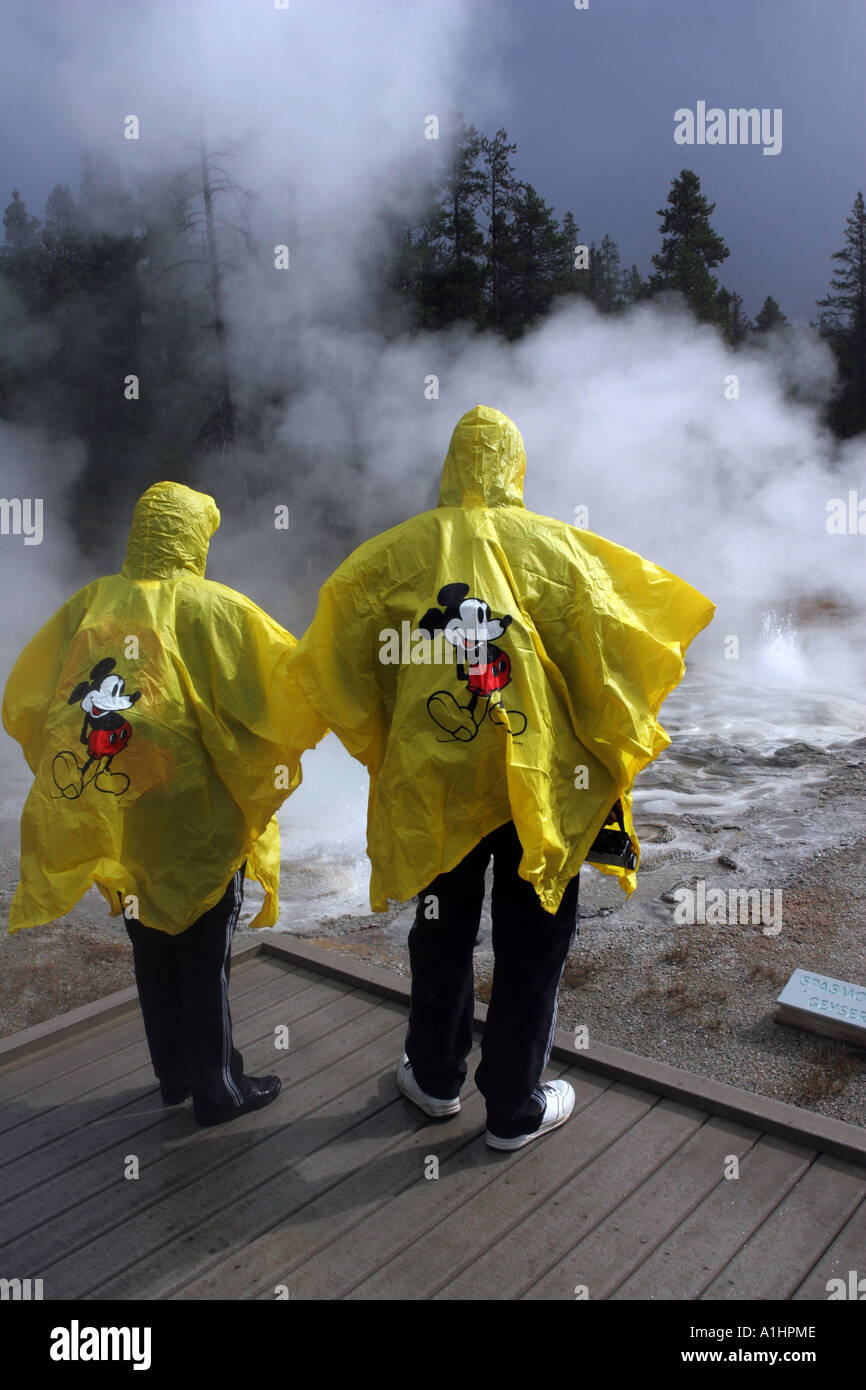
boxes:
[382,124,865,443]
[0,149,266,554]
[1,130,864,561]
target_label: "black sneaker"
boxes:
[194,1074,282,1128]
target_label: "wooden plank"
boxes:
[361,1078,667,1295]
[339,1074,657,1302]
[89,1057,575,1302]
[77,1009,413,1300]
[547,1027,866,1169]
[0,966,331,1161]
[172,1049,489,1300]
[791,1196,866,1300]
[0,980,357,1205]
[196,1063,601,1301]
[517,1114,757,1301]
[274,1061,581,1302]
[2,938,864,1307]
[259,938,414,1005]
[271,940,866,1170]
[0,987,141,1074]
[21,999,409,1297]
[0,979,376,1259]
[519,1109,733,1301]
[0,957,314,1115]
[0,942,263,1068]
[0,978,367,1238]
[0,956,290,1105]
[434,1096,718,1302]
[701,1153,866,1300]
[6,930,865,1170]
[613,1134,816,1300]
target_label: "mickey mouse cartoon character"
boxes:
[52,657,141,799]
[418,583,527,741]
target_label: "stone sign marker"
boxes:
[775,968,866,1047]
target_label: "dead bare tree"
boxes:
[151,119,258,496]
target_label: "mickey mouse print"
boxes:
[418,582,527,741]
[52,656,141,798]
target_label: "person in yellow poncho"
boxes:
[283,405,715,1149]
[2,482,307,1127]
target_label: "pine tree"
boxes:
[431,115,487,328]
[585,235,625,313]
[0,190,43,317]
[593,233,624,313]
[648,169,730,323]
[555,211,590,299]
[728,291,752,344]
[815,191,866,436]
[754,295,787,333]
[381,213,428,329]
[715,286,732,339]
[1,189,41,253]
[42,184,84,247]
[0,171,157,550]
[480,128,519,330]
[38,185,87,305]
[498,182,563,337]
[620,264,647,306]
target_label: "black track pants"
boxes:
[406,822,579,1138]
[124,865,246,1111]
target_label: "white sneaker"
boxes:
[396,1055,461,1117]
[485,1080,575,1150]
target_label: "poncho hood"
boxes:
[122,482,220,580]
[437,405,526,510]
[284,407,715,914]
[4,484,303,936]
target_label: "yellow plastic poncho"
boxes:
[284,405,715,915]
[3,482,304,934]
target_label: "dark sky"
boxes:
[453,0,865,322]
[0,0,863,323]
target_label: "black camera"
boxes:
[585,800,637,871]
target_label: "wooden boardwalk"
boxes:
[1,939,865,1301]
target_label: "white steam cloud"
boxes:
[2,0,864,837]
